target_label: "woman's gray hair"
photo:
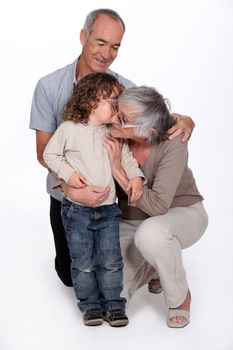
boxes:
[118,86,176,143]
[83,9,125,38]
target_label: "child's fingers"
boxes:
[79,174,87,184]
[130,189,143,203]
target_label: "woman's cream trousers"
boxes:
[120,202,208,308]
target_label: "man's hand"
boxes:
[168,114,195,142]
[61,183,110,207]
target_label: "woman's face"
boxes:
[109,102,141,140]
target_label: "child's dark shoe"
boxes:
[103,309,129,327]
[83,308,103,326]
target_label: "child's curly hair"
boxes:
[62,72,124,123]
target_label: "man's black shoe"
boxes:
[83,309,103,326]
[103,309,129,327]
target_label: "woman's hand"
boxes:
[168,114,195,142]
[103,134,132,193]
[102,134,123,171]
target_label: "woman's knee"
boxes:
[134,217,173,253]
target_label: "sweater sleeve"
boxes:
[43,123,76,183]
[121,142,147,184]
[136,137,188,216]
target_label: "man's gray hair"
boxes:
[83,8,125,38]
[119,86,175,143]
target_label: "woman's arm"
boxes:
[103,135,144,202]
[136,137,188,216]
[103,136,129,191]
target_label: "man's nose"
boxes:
[100,46,112,60]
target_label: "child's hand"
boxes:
[126,177,143,203]
[67,172,87,188]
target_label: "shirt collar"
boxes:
[73,56,81,86]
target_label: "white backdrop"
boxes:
[1,1,233,350]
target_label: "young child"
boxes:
[43,72,145,327]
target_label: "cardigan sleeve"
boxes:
[135,137,188,216]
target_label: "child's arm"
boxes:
[126,176,143,203]
[67,171,87,188]
[43,124,79,184]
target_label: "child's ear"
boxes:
[150,128,156,133]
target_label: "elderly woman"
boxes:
[103,86,208,328]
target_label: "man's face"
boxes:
[79,14,124,74]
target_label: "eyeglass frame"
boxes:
[117,112,142,129]
[103,99,141,129]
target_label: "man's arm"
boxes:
[50,171,110,207]
[168,114,195,142]
[36,130,53,167]
[30,76,59,167]
[61,183,110,207]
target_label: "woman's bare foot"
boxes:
[169,290,191,325]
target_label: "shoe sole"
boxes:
[167,321,189,328]
[103,316,129,327]
[84,319,103,326]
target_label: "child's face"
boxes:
[89,87,120,127]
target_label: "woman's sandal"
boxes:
[148,278,163,294]
[167,309,190,328]
[167,290,191,328]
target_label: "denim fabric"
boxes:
[61,198,126,312]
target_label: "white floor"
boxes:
[1,194,233,350]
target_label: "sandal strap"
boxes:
[168,308,190,320]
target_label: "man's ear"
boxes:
[80,29,87,45]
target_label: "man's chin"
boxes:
[94,60,111,71]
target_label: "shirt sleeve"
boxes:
[29,79,57,132]
[121,142,147,184]
[43,124,75,183]
[136,137,188,216]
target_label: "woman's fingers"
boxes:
[103,135,123,158]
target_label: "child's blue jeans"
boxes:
[61,198,126,312]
